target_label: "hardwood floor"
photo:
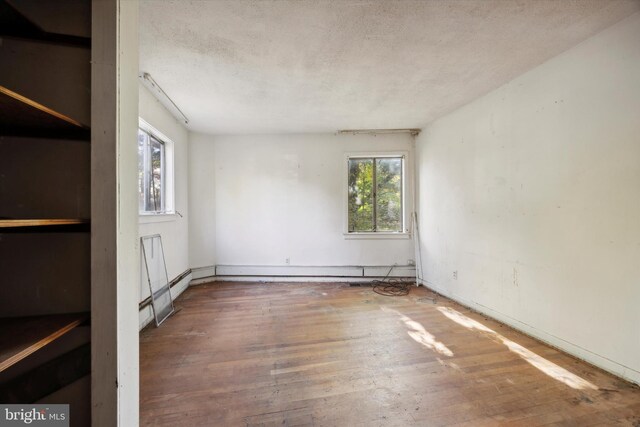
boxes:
[140,281,640,426]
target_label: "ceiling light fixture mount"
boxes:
[337,128,421,136]
[139,72,189,125]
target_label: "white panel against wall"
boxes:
[115,1,140,422]
[188,132,416,269]
[91,0,140,424]
[416,13,640,384]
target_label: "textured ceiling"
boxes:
[139,0,639,134]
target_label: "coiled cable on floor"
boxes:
[372,265,415,296]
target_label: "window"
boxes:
[138,123,173,214]
[347,155,404,233]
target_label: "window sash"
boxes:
[348,156,403,233]
[138,128,166,213]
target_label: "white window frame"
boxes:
[343,151,411,239]
[138,118,175,218]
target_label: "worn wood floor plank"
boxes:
[140,281,640,426]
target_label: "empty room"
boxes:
[1,0,639,426]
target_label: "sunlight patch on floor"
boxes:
[437,306,597,390]
[382,306,453,357]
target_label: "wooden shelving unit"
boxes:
[0,0,92,415]
[0,85,90,139]
[0,313,88,373]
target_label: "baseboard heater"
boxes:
[212,265,416,278]
[138,268,191,311]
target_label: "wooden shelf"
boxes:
[0,219,88,228]
[0,86,90,139]
[0,313,88,372]
[0,219,89,233]
[0,344,90,404]
[0,0,90,48]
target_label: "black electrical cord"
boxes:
[372,265,415,296]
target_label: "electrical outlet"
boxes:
[285,258,290,265]
[453,270,458,280]
[407,259,415,266]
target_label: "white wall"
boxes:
[138,82,190,328]
[416,13,640,384]
[189,133,416,272]
[188,137,217,270]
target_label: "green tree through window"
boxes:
[348,156,403,232]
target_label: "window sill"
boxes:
[343,232,411,240]
[139,212,178,224]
